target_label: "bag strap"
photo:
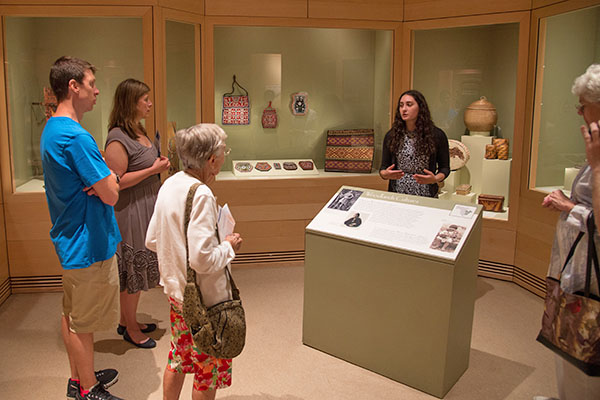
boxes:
[224,75,249,97]
[585,212,600,297]
[560,230,585,277]
[184,182,240,303]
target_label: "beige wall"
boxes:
[166,20,197,132]
[213,26,393,171]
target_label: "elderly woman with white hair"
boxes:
[539,64,600,400]
[146,123,242,400]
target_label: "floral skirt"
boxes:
[166,297,232,391]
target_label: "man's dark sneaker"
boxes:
[75,383,123,400]
[66,369,119,399]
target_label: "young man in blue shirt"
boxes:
[41,56,123,400]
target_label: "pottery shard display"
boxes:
[464,96,498,133]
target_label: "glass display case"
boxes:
[411,21,522,221]
[213,26,393,173]
[530,5,600,194]
[4,15,145,192]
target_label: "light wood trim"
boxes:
[206,0,307,18]
[531,0,600,18]
[528,18,546,190]
[195,22,202,124]
[0,0,156,4]
[201,19,214,122]
[479,227,517,265]
[154,5,167,152]
[159,0,203,13]
[162,6,204,23]
[0,5,152,16]
[403,9,531,30]
[393,25,404,108]
[143,7,155,142]
[205,15,399,29]
[0,16,13,197]
[532,0,567,9]
[404,0,530,21]
[308,0,402,21]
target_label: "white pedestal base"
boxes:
[481,159,512,207]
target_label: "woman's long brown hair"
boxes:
[108,78,150,140]
[388,89,435,158]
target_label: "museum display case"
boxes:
[529,4,600,194]
[2,9,151,193]
[408,16,527,223]
[212,25,393,175]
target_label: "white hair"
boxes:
[572,64,600,103]
[175,123,227,170]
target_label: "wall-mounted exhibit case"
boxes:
[304,186,482,398]
[530,4,600,194]
[412,22,520,222]
[213,26,393,174]
[4,15,146,193]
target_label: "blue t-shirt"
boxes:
[40,117,121,269]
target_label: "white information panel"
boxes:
[306,186,481,261]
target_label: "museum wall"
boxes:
[166,20,197,132]
[0,0,598,301]
[213,26,392,171]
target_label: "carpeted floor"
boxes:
[0,265,557,399]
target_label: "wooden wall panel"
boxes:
[514,195,558,278]
[4,195,62,276]
[0,203,9,289]
[205,0,307,18]
[532,0,566,8]
[404,0,531,21]
[212,174,387,254]
[159,0,203,13]
[479,226,516,265]
[308,0,403,21]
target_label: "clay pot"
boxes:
[464,96,498,134]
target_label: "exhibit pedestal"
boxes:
[303,187,482,398]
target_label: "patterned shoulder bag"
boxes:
[182,182,246,359]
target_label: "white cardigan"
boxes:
[146,171,235,306]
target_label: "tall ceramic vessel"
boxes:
[464,96,497,136]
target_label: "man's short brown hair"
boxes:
[49,56,97,102]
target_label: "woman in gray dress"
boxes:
[105,78,170,348]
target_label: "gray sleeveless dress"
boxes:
[106,127,160,293]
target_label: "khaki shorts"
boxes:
[62,256,119,333]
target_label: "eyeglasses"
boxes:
[223,147,232,156]
[576,103,586,113]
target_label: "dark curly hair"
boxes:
[388,90,435,157]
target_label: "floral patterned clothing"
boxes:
[166,297,232,391]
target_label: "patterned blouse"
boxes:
[547,164,600,296]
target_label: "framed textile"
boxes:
[324,129,374,173]
[222,75,250,125]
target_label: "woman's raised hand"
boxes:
[380,164,405,180]
[413,168,437,184]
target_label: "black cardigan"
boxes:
[379,126,450,197]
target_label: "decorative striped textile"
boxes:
[324,129,374,173]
